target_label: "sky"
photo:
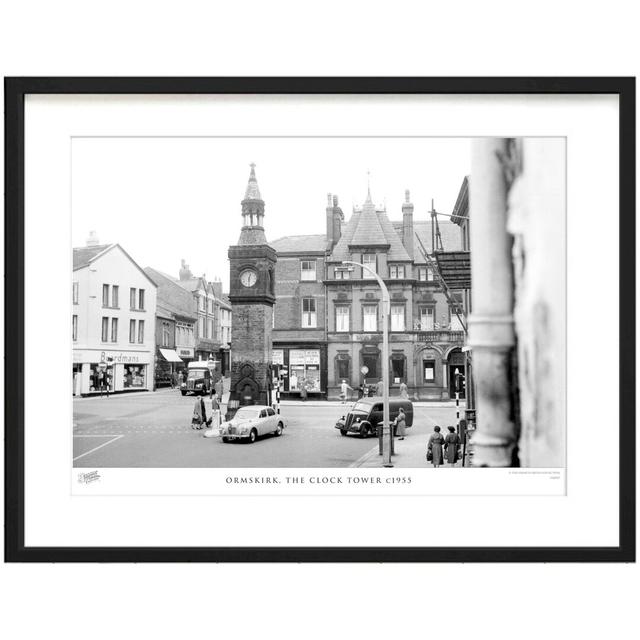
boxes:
[72,137,471,290]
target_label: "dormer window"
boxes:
[361,254,376,279]
[389,265,405,279]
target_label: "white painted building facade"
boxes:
[72,243,157,395]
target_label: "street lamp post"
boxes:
[341,260,393,467]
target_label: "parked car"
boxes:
[335,398,414,438]
[219,405,286,443]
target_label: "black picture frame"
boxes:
[4,77,635,563]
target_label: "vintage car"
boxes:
[335,398,414,438]
[181,362,215,396]
[219,405,286,443]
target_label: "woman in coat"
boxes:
[191,396,209,430]
[393,407,407,440]
[444,425,461,466]
[427,425,445,468]
[399,381,409,399]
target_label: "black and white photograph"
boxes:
[71,135,565,472]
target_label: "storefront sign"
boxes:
[74,350,152,365]
[272,349,284,365]
[177,347,194,358]
[289,349,320,365]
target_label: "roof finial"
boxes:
[366,170,372,203]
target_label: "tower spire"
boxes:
[239,162,267,245]
[244,162,262,200]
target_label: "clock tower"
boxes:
[227,164,277,414]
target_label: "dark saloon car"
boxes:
[335,398,414,438]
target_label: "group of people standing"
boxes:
[427,425,461,467]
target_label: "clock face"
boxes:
[240,269,257,288]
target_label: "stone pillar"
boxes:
[467,138,517,467]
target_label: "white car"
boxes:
[219,405,286,443]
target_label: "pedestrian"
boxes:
[358,382,364,399]
[393,407,407,440]
[300,378,308,402]
[444,425,461,466]
[427,425,445,468]
[375,378,384,396]
[191,396,209,430]
[399,380,409,399]
[215,378,224,403]
[340,379,353,404]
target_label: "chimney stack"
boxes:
[86,230,99,247]
[326,193,344,251]
[402,189,414,257]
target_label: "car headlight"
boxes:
[196,383,202,388]
[240,426,248,434]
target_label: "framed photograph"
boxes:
[4,77,635,562]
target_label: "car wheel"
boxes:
[181,391,186,396]
[248,428,257,444]
[360,425,368,438]
[222,436,229,443]
[340,429,348,436]
[274,423,283,437]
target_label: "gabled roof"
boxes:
[409,220,463,263]
[270,234,327,254]
[73,244,112,270]
[73,243,157,287]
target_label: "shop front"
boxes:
[155,347,184,388]
[272,345,327,399]
[73,349,154,395]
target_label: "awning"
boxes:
[159,348,183,363]
[434,250,471,290]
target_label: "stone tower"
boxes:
[227,164,277,415]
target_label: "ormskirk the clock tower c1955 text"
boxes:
[227,164,277,416]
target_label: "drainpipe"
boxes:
[467,139,517,466]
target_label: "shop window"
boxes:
[89,363,113,392]
[301,260,316,281]
[419,307,435,331]
[336,306,350,332]
[138,320,145,344]
[111,318,118,343]
[102,284,110,307]
[362,352,378,379]
[302,298,317,328]
[123,364,146,389]
[101,317,109,342]
[391,356,405,384]
[390,304,405,331]
[389,265,405,279]
[337,356,350,381]
[361,254,376,278]
[423,360,436,382]
[73,282,79,304]
[72,315,77,341]
[288,350,322,392]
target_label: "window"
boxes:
[112,285,119,308]
[111,318,118,342]
[138,320,145,344]
[418,266,435,281]
[207,318,214,339]
[130,288,136,310]
[390,304,405,331]
[361,254,376,278]
[129,319,136,343]
[334,267,350,280]
[101,317,109,342]
[301,260,316,281]
[162,322,170,347]
[423,360,436,382]
[337,356,350,381]
[336,306,350,332]
[72,315,77,341]
[427,267,434,281]
[200,295,206,311]
[102,284,110,307]
[450,292,464,331]
[391,356,405,383]
[363,305,377,332]
[199,316,205,338]
[138,289,145,310]
[302,298,317,328]
[389,265,405,279]
[72,282,79,304]
[419,307,435,331]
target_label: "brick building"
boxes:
[270,187,465,400]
